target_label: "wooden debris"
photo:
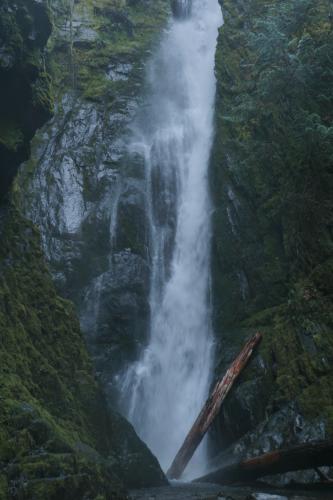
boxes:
[196,440,333,484]
[167,332,262,479]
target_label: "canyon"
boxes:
[0,0,332,498]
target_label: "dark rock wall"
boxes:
[0,1,166,498]
[210,0,333,470]
[18,0,170,401]
[0,0,53,198]
[6,0,333,489]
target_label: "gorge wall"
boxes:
[0,1,166,498]
[209,0,333,477]
[1,0,333,496]
[18,0,171,402]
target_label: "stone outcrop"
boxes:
[19,0,170,401]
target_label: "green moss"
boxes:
[32,72,54,116]
[0,475,8,499]
[81,73,114,102]
[0,121,24,152]
[46,0,169,102]
[0,205,128,498]
[1,2,169,497]
[237,280,333,433]
[0,204,166,495]
[212,0,333,440]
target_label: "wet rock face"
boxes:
[209,402,328,484]
[22,89,149,345]
[0,0,52,198]
[0,1,169,495]
[19,0,170,401]
[21,86,149,401]
[80,250,150,395]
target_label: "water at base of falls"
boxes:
[120,0,223,478]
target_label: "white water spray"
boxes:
[121,0,222,477]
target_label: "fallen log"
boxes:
[196,440,333,484]
[167,332,262,479]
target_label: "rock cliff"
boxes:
[0,1,167,498]
[210,0,333,479]
[5,0,333,491]
[18,0,170,402]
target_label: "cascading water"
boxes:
[120,0,222,477]
[171,0,192,18]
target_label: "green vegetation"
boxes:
[0,203,165,499]
[0,1,169,497]
[212,0,333,436]
[0,205,124,498]
[0,121,24,153]
[47,0,169,102]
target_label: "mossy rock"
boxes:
[0,205,166,498]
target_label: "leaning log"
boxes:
[196,441,333,484]
[167,332,262,479]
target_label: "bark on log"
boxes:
[167,332,262,479]
[196,441,333,484]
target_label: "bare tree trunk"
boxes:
[167,332,262,479]
[196,441,333,484]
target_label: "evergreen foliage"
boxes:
[212,0,333,443]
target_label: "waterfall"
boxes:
[171,0,192,18]
[120,0,222,477]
